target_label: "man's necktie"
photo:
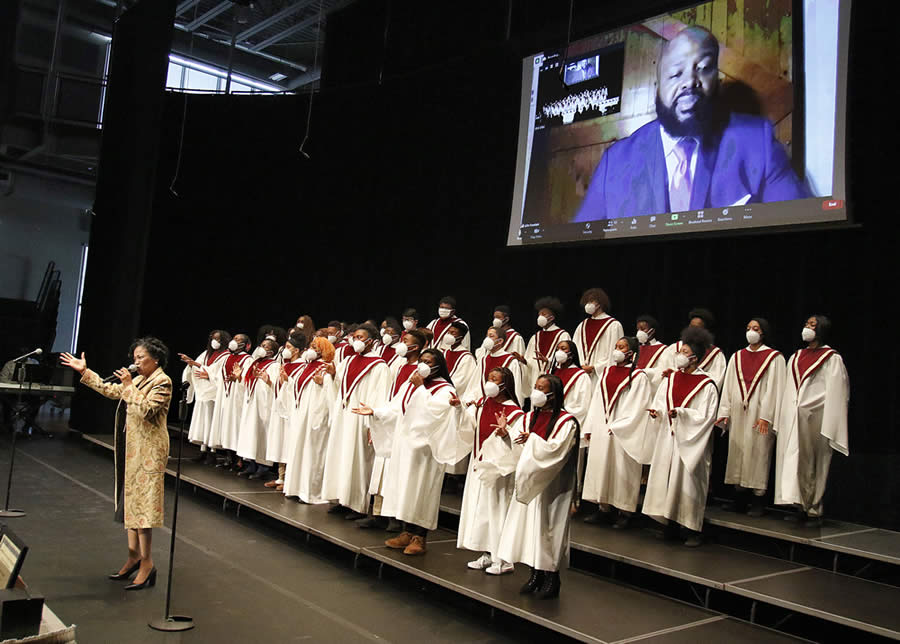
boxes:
[669,138,697,212]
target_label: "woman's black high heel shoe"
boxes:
[108,560,141,581]
[125,567,157,591]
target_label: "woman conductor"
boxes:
[61,337,172,590]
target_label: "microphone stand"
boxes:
[0,362,28,518]
[148,383,194,632]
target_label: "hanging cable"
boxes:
[298,0,324,159]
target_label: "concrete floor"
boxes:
[0,416,544,643]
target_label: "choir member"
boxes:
[321,323,391,519]
[426,296,470,350]
[359,329,426,530]
[474,305,525,361]
[716,318,786,516]
[282,336,336,503]
[295,315,316,342]
[550,340,593,501]
[179,329,231,464]
[442,321,478,395]
[208,334,253,469]
[263,334,309,490]
[635,314,670,389]
[400,308,420,336]
[457,367,525,574]
[581,337,654,528]
[359,350,462,555]
[498,374,579,599]
[236,338,280,479]
[522,297,570,392]
[572,288,623,378]
[643,326,719,547]
[660,308,726,390]
[471,326,527,404]
[774,315,849,527]
[378,317,403,368]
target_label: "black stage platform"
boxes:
[82,431,900,642]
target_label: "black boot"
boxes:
[747,494,766,517]
[519,567,544,594]
[534,570,560,599]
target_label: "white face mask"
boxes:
[298,322,305,329]
[492,318,504,329]
[584,302,598,315]
[403,319,415,330]
[636,330,650,344]
[483,380,500,398]
[210,339,221,351]
[536,315,550,328]
[352,339,367,354]
[554,349,569,365]
[282,348,293,360]
[801,327,816,342]
[746,329,761,345]
[382,334,393,346]
[416,361,434,378]
[252,346,267,360]
[327,335,337,344]
[302,349,317,362]
[612,349,626,364]
[228,339,239,352]
[438,307,452,319]
[674,353,692,370]
[441,334,456,348]
[481,336,497,352]
[395,343,409,358]
[530,389,548,408]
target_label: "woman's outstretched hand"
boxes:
[60,352,87,375]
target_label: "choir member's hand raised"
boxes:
[279,365,289,384]
[352,403,374,416]
[255,365,271,385]
[492,410,509,438]
[409,371,424,387]
[178,353,200,368]
[195,368,210,380]
[513,430,530,444]
[60,352,87,375]
[510,351,527,365]
[228,363,242,382]
[323,362,336,377]
[313,366,326,385]
[534,351,549,366]
[661,368,674,379]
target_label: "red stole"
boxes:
[276,360,305,394]
[429,316,462,347]
[476,398,523,456]
[637,343,666,369]
[444,349,469,378]
[381,345,396,364]
[206,349,228,367]
[666,370,715,423]
[481,353,515,394]
[555,366,588,398]
[599,364,641,419]
[528,410,574,440]
[338,343,354,361]
[294,360,324,405]
[578,316,616,361]
[503,329,521,351]
[244,358,275,396]
[341,354,385,405]
[792,347,837,391]
[391,363,419,398]
[402,378,452,414]
[536,328,566,358]
[223,352,249,396]
[735,348,780,407]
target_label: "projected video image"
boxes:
[509,0,850,245]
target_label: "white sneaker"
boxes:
[485,562,514,575]
[467,554,492,570]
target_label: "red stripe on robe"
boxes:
[481,353,516,394]
[294,360,324,405]
[341,354,385,403]
[391,363,419,398]
[223,353,250,396]
[735,348,780,405]
[381,345,396,364]
[536,328,566,358]
[476,397,524,456]
[444,349,469,377]
[792,347,837,390]
[528,410,575,440]
[244,358,275,396]
[636,343,666,369]
[503,329,521,351]
[578,317,616,361]
[555,366,588,398]
[666,370,715,423]
[206,349,229,367]
[401,378,451,414]
[600,364,642,417]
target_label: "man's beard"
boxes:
[655,92,715,138]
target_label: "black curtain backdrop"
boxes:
[88,0,895,527]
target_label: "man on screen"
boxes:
[572,26,808,223]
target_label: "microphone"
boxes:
[13,348,42,362]
[103,364,138,384]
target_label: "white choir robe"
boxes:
[661,342,727,391]
[466,349,527,405]
[582,367,654,513]
[456,400,524,561]
[572,313,623,380]
[774,347,849,516]
[208,353,253,451]
[642,369,719,532]
[321,353,391,513]
[380,381,462,530]
[368,374,413,499]
[523,325,571,391]
[183,349,229,449]
[474,329,526,362]
[426,316,471,350]
[719,346,786,491]
[443,349,479,474]
[637,340,672,390]
[265,360,305,465]
[282,363,335,503]
[498,412,579,572]
[236,360,280,464]
[556,366,593,493]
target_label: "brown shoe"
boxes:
[403,535,427,555]
[385,532,413,549]
[275,484,284,491]
[264,480,279,488]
